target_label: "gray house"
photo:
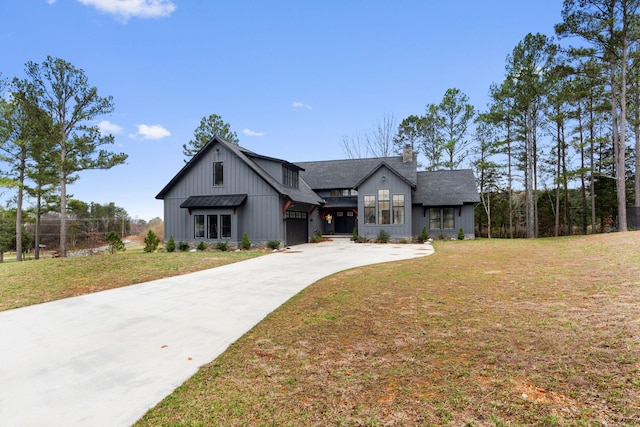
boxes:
[156,136,479,247]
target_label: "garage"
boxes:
[285,211,308,246]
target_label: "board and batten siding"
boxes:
[162,141,283,244]
[356,165,413,240]
[411,204,476,239]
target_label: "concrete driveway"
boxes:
[0,239,433,426]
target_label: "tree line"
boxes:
[346,0,640,238]
[0,56,127,259]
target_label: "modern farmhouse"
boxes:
[156,136,479,247]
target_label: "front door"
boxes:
[334,210,356,234]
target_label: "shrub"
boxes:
[310,229,323,243]
[197,241,208,251]
[418,227,429,243]
[105,231,125,254]
[241,232,251,250]
[352,227,359,241]
[267,240,280,250]
[178,241,190,252]
[216,241,229,251]
[166,235,176,252]
[143,230,160,252]
[458,228,465,240]
[377,229,390,243]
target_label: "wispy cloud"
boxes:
[46,0,57,4]
[98,120,123,135]
[132,124,171,140]
[292,101,312,110]
[76,0,176,21]
[242,128,265,137]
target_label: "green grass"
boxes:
[0,246,264,312]
[133,232,640,426]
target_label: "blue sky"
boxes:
[1,0,563,221]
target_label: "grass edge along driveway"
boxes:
[0,249,265,312]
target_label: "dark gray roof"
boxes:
[296,157,417,190]
[180,194,247,209]
[412,170,480,206]
[322,196,358,209]
[156,136,324,206]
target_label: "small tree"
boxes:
[458,228,465,240]
[143,229,160,252]
[105,231,125,254]
[418,227,429,243]
[241,232,251,250]
[165,235,175,252]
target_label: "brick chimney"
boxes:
[402,144,413,163]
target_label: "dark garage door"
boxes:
[285,211,308,246]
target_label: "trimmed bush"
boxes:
[458,228,465,240]
[241,232,251,250]
[166,235,176,252]
[178,241,190,252]
[216,241,229,252]
[197,241,208,251]
[267,240,280,250]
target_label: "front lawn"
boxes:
[136,232,640,426]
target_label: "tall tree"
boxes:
[505,33,558,238]
[393,114,425,156]
[438,88,476,170]
[24,56,127,257]
[183,113,239,161]
[472,114,503,238]
[488,80,517,238]
[0,86,39,260]
[419,104,445,171]
[557,0,640,231]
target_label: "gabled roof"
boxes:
[353,161,416,190]
[156,136,323,206]
[412,169,480,206]
[296,157,417,190]
[180,194,247,209]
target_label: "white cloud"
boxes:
[46,0,57,4]
[242,128,265,137]
[292,101,312,110]
[134,124,171,140]
[98,120,123,135]
[76,0,176,20]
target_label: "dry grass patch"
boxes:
[138,232,640,425]
[0,248,264,312]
